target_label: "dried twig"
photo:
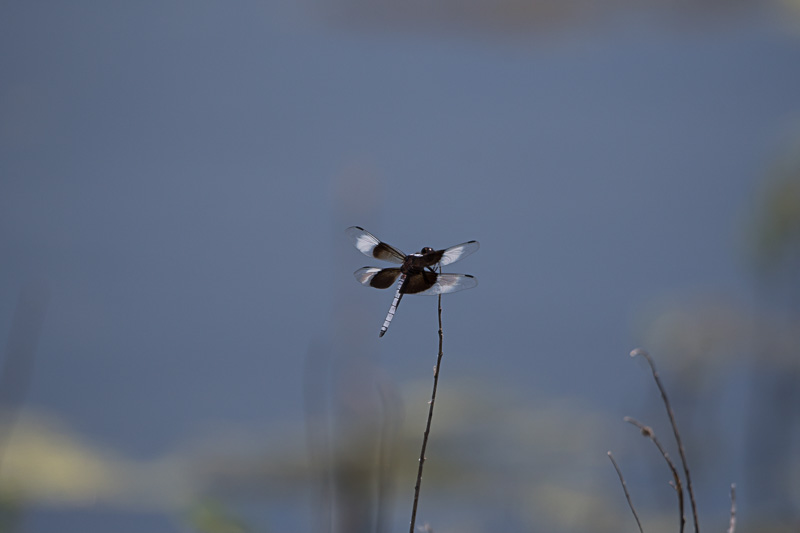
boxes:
[631,348,700,533]
[727,484,736,533]
[409,282,445,533]
[608,451,645,533]
[624,416,685,533]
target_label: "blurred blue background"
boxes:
[1,2,799,532]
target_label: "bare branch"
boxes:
[631,348,700,533]
[608,451,645,533]
[624,416,685,533]
[409,282,445,533]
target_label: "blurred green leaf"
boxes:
[185,499,250,533]
[751,143,800,272]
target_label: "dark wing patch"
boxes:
[402,270,439,294]
[425,249,445,265]
[354,267,402,289]
[372,242,406,263]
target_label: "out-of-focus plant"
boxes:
[750,142,800,274]
[185,499,249,533]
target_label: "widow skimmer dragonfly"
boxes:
[346,226,479,337]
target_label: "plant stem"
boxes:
[409,291,444,533]
[631,348,700,533]
[608,451,644,533]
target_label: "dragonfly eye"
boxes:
[420,247,434,254]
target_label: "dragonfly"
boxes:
[346,226,479,337]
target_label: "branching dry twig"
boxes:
[631,348,700,533]
[624,416,685,533]
[409,284,445,533]
[608,451,645,533]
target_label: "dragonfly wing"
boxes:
[408,273,478,295]
[439,240,480,266]
[346,226,406,264]
[354,267,402,289]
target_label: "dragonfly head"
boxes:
[420,246,435,255]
